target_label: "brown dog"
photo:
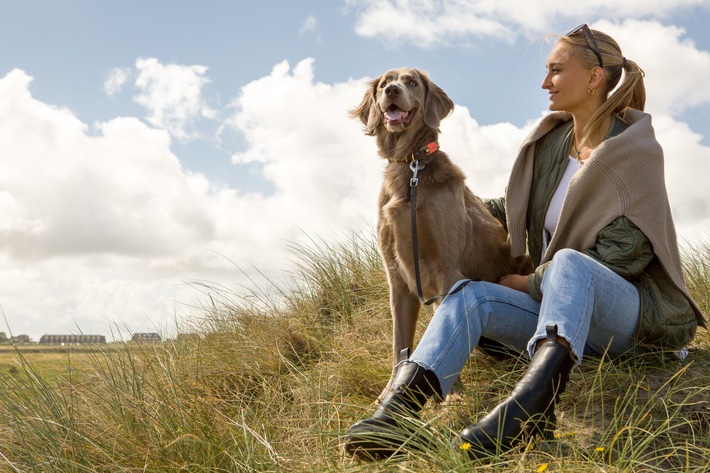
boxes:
[351,68,530,391]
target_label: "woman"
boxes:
[344,24,706,460]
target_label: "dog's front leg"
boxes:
[390,293,421,367]
[390,277,421,364]
[376,283,421,402]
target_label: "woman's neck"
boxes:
[572,111,612,154]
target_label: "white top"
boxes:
[542,155,583,257]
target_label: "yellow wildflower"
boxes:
[537,463,549,472]
[460,442,472,451]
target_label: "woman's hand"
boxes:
[498,274,529,293]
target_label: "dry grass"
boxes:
[0,231,708,472]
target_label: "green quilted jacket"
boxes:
[485,117,703,349]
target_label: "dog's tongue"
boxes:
[385,109,406,122]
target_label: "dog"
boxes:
[350,68,531,395]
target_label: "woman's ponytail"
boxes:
[561,28,647,144]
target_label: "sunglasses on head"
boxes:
[566,24,604,68]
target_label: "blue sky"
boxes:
[1,1,709,341]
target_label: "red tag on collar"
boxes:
[424,142,439,155]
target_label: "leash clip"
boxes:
[409,160,424,187]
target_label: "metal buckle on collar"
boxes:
[409,160,425,187]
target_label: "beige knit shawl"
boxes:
[505,109,704,325]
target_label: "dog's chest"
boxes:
[378,169,438,231]
[378,161,465,228]
[379,166,412,205]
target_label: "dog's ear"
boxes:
[349,76,381,135]
[422,74,454,130]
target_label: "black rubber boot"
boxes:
[344,357,442,460]
[459,324,574,457]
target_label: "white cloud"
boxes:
[0,62,383,340]
[299,15,318,36]
[651,114,710,242]
[1,21,709,341]
[591,19,710,115]
[228,58,383,225]
[133,58,216,141]
[346,0,514,48]
[345,0,710,48]
[0,69,228,338]
[0,254,182,340]
[104,67,131,97]
[0,72,212,260]
[440,108,532,199]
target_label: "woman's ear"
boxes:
[589,67,606,90]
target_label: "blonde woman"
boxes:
[344,24,706,460]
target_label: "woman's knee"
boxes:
[541,249,592,291]
[441,280,508,320]
[447,279,475,295]
[446,279,500,300]
[551,248,585,264]
[546,249,597,275]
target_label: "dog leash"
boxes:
[409,158,475,306]
[409,159,439,305]
[408,143,473,306]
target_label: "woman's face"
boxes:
[542,42,596,114]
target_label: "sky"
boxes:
[1,1,709,341]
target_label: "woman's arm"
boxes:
[482,196,508,231]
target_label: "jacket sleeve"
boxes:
[482,196,508,232]
[527,216,654,301]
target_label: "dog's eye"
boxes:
[409,80,417,87]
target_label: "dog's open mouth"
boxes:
[384,104,416,128]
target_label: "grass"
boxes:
[0,230,708,472]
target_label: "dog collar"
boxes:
[393,141,439,164]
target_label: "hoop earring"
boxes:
[587,87,597,96]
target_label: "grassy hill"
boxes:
[0,231,708,472]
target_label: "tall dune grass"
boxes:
[0,233,708,472]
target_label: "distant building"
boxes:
[39,334,106,345]
[10,334,31,344]
[132,332,162,343]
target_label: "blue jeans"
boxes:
[409,249,641,396]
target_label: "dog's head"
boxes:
[350,68,454,136]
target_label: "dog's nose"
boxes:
[384,84,400,97]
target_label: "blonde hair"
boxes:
[559,28,646,145]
